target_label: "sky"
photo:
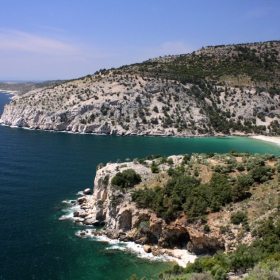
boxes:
[0,0,279,81]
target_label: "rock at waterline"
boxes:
[83,188,91,195]
[78,197,87,204]
[143,245,152,253]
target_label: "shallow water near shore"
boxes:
[1,92,280,279]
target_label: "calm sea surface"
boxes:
[1,92,280,280]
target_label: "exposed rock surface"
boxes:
[83,188,91,195]
[71,156,252,255]
[2,40,280,136]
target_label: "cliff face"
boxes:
[74,157,248,255]
[68,150,280,261]
[2,40,280,136]
[0,77,205,136]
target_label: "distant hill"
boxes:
[0,80,67,94]
[1,40,280,136]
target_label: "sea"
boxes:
[1,91,280,280]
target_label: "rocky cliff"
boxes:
[74,159,225,255]
[2,40,280,136]
[71,152,278,256]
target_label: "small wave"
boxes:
[59,213,74,220]
[75,230,197,267]
[59,201,80,221]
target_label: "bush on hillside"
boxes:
[230,211,248,225]
[111,169,141,191]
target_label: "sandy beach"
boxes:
[250,135,280,145]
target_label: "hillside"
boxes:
[72,151,280,279]
[1,40,280,136]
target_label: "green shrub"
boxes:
[244,259,280,280]
[250,166,273,183]
[151,165,159,173]
[102,175,109,185]
[111,169,141,191]
[213,267,227,280]
[232,174,254,201]
[167,158,174,165]
[96,162,104,170]
[204,224,210,233]
[182,154,191,165]
[230,211,248,225]
[236,162,245,171]
[133,172,232,221]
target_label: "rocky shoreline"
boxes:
[58,157,244,267]
[0,116,251,138]
[60,188,198,268]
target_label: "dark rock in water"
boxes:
[73,212,79,217]
[70,200,76,204]
[78,197,86,204]
[119,235,132,242]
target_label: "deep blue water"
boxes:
[1,92,280,280]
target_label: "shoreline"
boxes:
[0,90,18,100]
[75,228,197,268]
[250,135,280,145]
[60,196,197,268]
[0,122,252,138]
[4,122,280,145]
[0,90,18,95]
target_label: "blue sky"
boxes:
[0,0,279,81]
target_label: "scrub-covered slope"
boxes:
[2,40,280,136]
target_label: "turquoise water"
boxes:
[1,92,280,280]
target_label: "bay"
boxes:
[0,92,280,280]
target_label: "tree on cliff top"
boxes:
[111,169,141,191]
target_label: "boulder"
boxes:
[83,188,91,195]
[78,196,87,204]
[84,218,96,225]
[143,245,151,253]
[73,212,79,217]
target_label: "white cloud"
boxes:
[0,30,193,80]
[0,29,78,55]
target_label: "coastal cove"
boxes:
[2,93,280,279]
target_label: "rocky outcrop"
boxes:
[72,159,228,255]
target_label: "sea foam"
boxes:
[75,229,197,267]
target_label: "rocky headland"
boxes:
[61,152,280,267]
[1,40,280,137]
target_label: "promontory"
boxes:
[1,40,280,137]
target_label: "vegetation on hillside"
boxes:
[132,152,276,222]
[5,40,280,136]
[111,168,141,191]
[128,151,280,279]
